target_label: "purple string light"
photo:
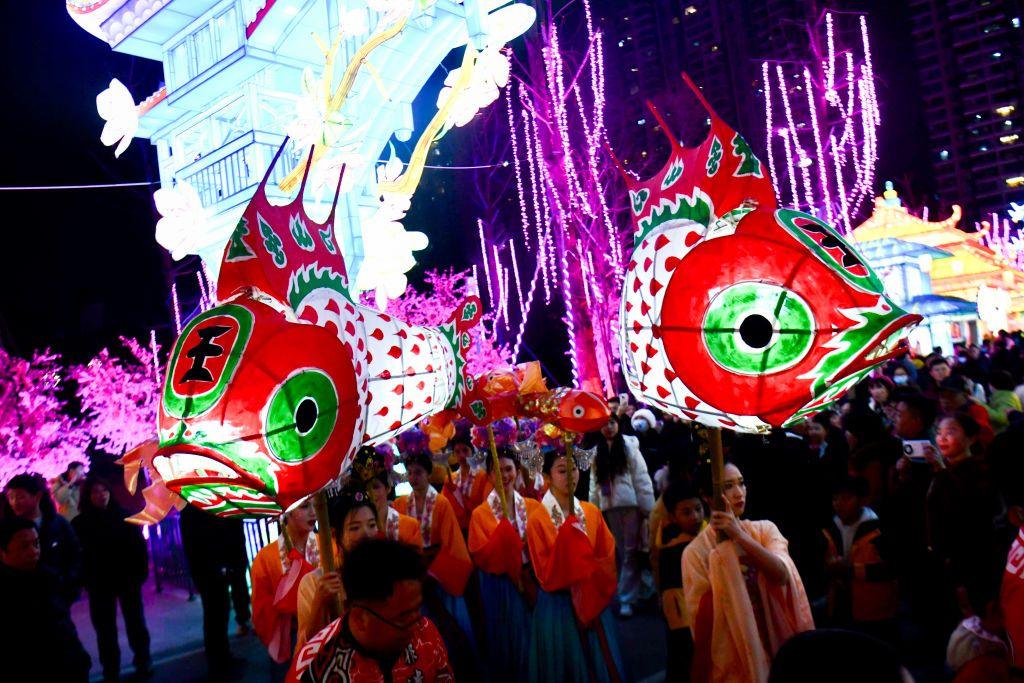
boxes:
[473,6,625,393]
[762,11,880,232]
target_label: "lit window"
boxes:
[939,149,950,160]
[1001,134,1019,144]
[685,5,698,14]
[1006,176,1024,187]
[996,105,1016,116]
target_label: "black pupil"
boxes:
[295,398,318,434]
[739,315,773,349]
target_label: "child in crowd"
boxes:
[654,480,705,682]
[822,475,898,641]
[947,581,1010,682]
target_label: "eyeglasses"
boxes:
[352,602,424,632]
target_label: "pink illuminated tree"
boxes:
[72,334,163,456]
[363,268,512,376]
[761,11,880,233]
[0,347,90,485]
[475,0,629,395]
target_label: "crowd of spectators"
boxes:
[612,331,1024,681]
[4,331,1024,682]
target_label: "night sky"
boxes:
[0,0,935,365]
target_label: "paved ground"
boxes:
[73,578,669,682]
[73,579,273,682]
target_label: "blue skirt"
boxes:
[427,584,482,681]
[528,590,628,683]
[478,571,532,683]
[438,587,477,651]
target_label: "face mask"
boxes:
[893,375,909,385]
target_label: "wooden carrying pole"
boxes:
[487,425,511,520]
[708,427,729,542]
[312,490,343,616]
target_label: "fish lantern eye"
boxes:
[295,398,318,435]
[265,369,339,462]
[702,282,815,375]
[572,406,586,418]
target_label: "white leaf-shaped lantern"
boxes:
[356,188,427,308]
[96,79,139,158]
[153,182,210,260]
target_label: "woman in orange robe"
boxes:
[526,445,626,683]
[441,423,492,534]
[250,497,317,670]
[354,445,424,548]
[682,462,814,683]
[395,445,480,680]
[469,444,542,683]
[295,488,379,652]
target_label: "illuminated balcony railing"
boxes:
[179,134,300,209]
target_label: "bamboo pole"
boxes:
[564,431,577,496]
[312,490,343,616]
[708,427,728,542]
[487,425,511,520]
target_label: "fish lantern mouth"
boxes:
[833,311,923,382]
[781,308,923,427]
[153,444,281,516]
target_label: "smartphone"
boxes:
[618,392,631,405]
[902,439,933,462]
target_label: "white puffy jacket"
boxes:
[588,435,656,514]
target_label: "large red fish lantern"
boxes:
[617,76,920,432]
[146,145,481,517]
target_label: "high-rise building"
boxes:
[597,0,814,172]
[908,0,1024,224]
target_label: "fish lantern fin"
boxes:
[624,73,778,248]
[117,438,159,495]
[216,141,351,312]
[441,295,483,410]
